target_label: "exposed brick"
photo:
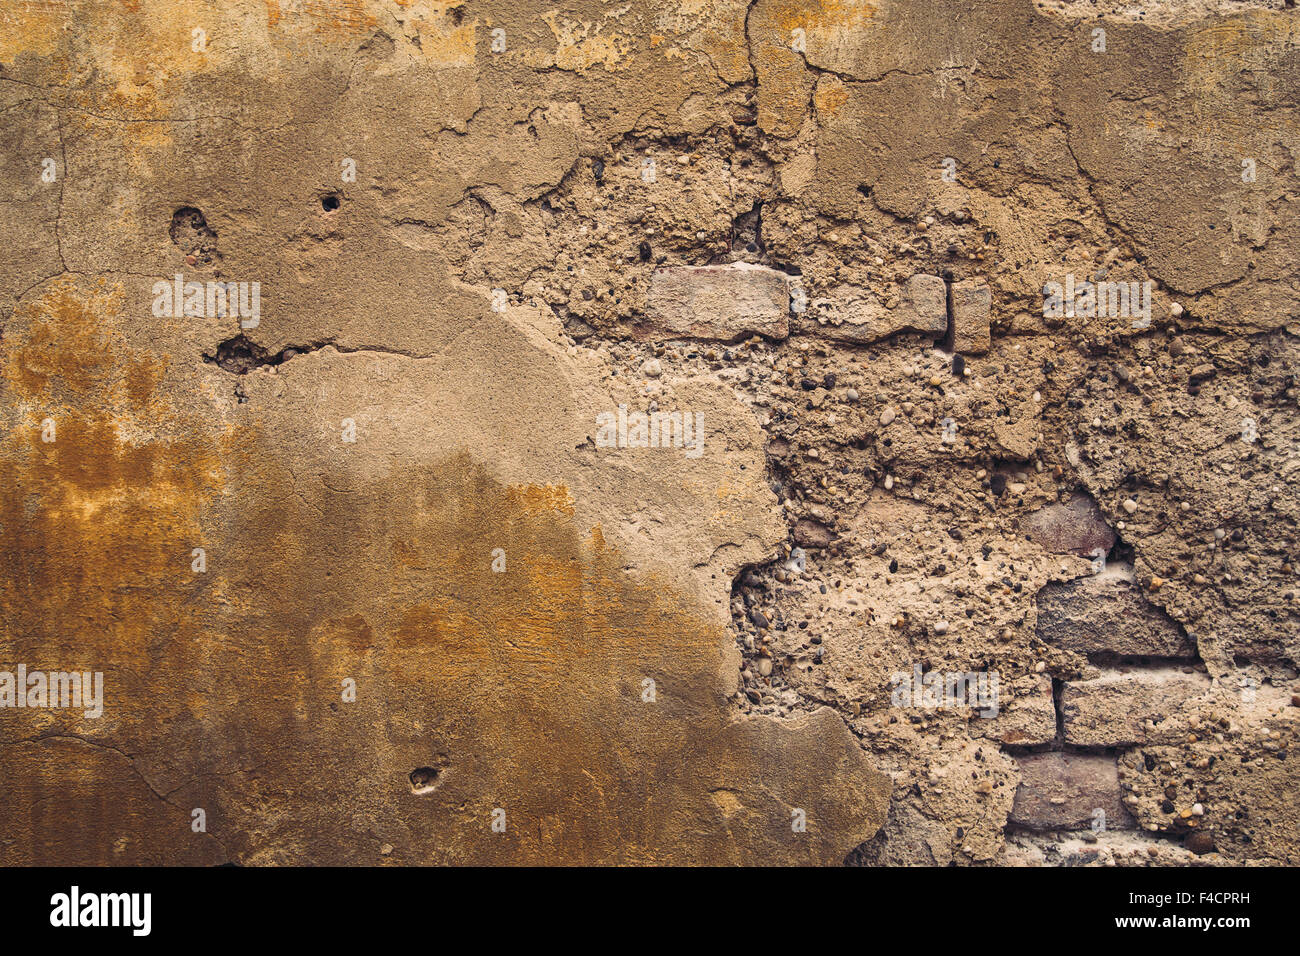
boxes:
[1037,574,1196,659]
[1022,494,1116,557]
[641,263,790,341]
[1061,670,1210,747]
[804,274,946,345]
[1010,752,1133,831]
[980,675,1056,746]
[900,274,949,333]
[949,278,991,354]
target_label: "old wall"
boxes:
[0,0,1297,865]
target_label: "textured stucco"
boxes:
[1,0,1297,866]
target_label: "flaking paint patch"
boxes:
[0,0,63,64]
[772,0,880,34]
[1180,12,1300,140]
[264,0,378,37]
[533,9,633,72]
[814,75,850,115]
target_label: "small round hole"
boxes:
[322,194,340,212]
[409,767,441,794]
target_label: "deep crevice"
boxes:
[170,206,219,267]
[940,269,955,352]
[409,754,452,795]
[202,334,334,375]
[1051,677,1066,746]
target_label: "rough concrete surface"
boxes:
[0,0,1297,867]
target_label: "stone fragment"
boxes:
[981,676,1056,746]
[949,278,991,354]
[993,417,1038,460]
[1022,494,1116,557]
[1010,752,1134,831]
[641,263,791,341]
[793,518,834,549]
[805,275,946,345]
[1061,670,1211,746]
[1036,575,1196,659]
[1185,831,1217,855]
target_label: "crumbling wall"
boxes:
[0,0,1297,865]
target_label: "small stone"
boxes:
[884,474,894,491]
[1185,831,1216,855]
[757,657,773,677]
[880,406,897,426]
[1122,498,1138,514]
[845,388,859,402]
[934,620,950,635]
[642,358,663,377]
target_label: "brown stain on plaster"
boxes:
[0,278,886,865]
